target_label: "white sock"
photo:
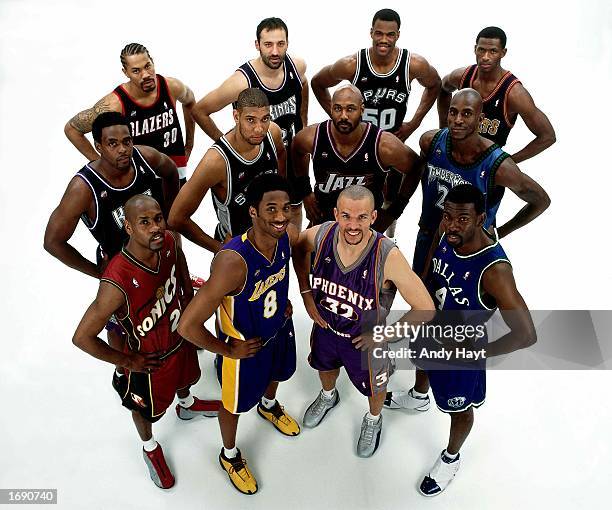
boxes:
[178,394,195,408]
[322,388,336,399]
[366,411,381,422]
[260,396,276,409]
[223,446,238,458]
[143,437,158,452]
[411,388,428,398]
[443,449,459,461]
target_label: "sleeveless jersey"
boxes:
[211,131,279,239]
[352,48,411,132]
[102,231,184,354]
[113,74,187,168]
[237,55,303,168]
[76,146,163,257]
[312,120,387,221]
[427,229,510,335]
[311,222,397,339]
[459,65,520,147]
[419,128,510,232]
[217,231,290,343]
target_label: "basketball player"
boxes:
[291,85,421,231]
[191,17,307,227]
[293,186,434,457]
[311,8,441,237]
[73,195,220,489]
[438,27,555,163]
[169,88,285,253]
[178,174,299,494]
[385,185,536,496]
[413,88,550,275]
[44,112,179,385]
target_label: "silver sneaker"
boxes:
[303,389,340,428]
[384,389,430,411]
[357,413,383,458]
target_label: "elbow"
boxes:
[522,328,537,349]
[177,317,192,341]
[64,122,73,137]
[72,333,85,349]
[167,208,185,232]
[43,235,57,257]
[540,190,552,212]
[545,131,557,148]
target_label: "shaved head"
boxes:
[338,185,375,210]
[452,88,483,115]
[124,194,161,223]
[332,84,364,105]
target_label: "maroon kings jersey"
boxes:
[101,231,183,354]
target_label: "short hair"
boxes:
[124,194,161,223]
[256,17,288,41]
[445,184,485,215]
[247,173,290,209]
[372,8,401,29]
[338,185,375,208]
[92,112,130,142]
[235,87,270,110]
[120,43,152,68]
[476,27,507,48]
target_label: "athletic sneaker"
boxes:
[357,413,383,458]
[303,389,340,428]
[112,370,126,394]
[384,389,430,411]
[142,444,175,489]
[257,401,300,436]
[419,451,461,496]
[190,274,205,291]
[175,397,221,420]
[218,448,258,495]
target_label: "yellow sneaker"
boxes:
[218,448,258,495]
[257,401,301,436]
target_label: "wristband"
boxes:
[300,289,313,294]
[294,175,313,201]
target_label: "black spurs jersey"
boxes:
[312,120,387,222]
[237,56,303,172]
[352,48,411,132]
[113,75,187,168]
[76,147,163,257]
[211,131,278,239]
[459,65,520,147]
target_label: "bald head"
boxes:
[124,194,161,223]
[332,84,364,105]
[451,88,483,115]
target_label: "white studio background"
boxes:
[0,0,611,509]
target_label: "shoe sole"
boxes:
[143,452,175,490]
[218,456,258,495]
[256,406,300,436]
[303,393,340,429]
[176,406,219,420]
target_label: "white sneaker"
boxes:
[419,451,461,496]
[384,389,430,411]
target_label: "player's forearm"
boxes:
[179,322,231,356]
[170,217,221,253]
[64,123,99,161]
[182,103,196,153]
[311,79,332,117]
[72,334,131,366]
[409,86,439,127]
[192,105,223,141]
[44,241,100,278]
[437,90,452,128]
[292,249,312,292]
[496,196,550,239]
[161,175,180,218]
[511,133,556,164]
[485,325,537,357]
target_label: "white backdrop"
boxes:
[1,0,611,509]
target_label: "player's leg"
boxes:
[447,407,474,455]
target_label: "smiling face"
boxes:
[370,19,400,58]
[250,190,292,239]
[334,195,376,246]
[122,53,156,93]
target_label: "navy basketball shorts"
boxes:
[426,367,486,413]
[216,318,296,414]
[308,324,392,397]
[114,341,201,423]
[412,228,435,276]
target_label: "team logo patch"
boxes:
[156,286,165,300]
[131,393,147,408]
[448,396,466,408]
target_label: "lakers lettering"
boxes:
[249,266,287,302]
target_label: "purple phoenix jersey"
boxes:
[310,222,396,338]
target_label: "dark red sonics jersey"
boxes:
[101,231,183,354]
[113,75,187,168]
[459,65,520,147]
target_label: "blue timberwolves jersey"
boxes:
[419,128,510,232]
[311,222,396,338]
[427,229,510,329]
[217,231,290,342]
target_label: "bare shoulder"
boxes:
[290,55,307,77]
[419,129,440,153]
[331,53,358,78]
[293,123,318,147]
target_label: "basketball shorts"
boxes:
[216,318,296,414]
[308,324,392,397]
[426,367,486,413]
[114,340,201,423]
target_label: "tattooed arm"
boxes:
[64,93,122,161]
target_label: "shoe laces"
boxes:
[360,417,378,444]
[268,404,291,425]
[312,392,332,415]
[228,458,250,481]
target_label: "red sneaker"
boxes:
[176,397,221,420]
[142,444,175,489]
[190,274,206,291]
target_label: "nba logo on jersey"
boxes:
[463,271,470,280]
[395,75,400,83]
[163,101,168,110]
[130,111,137,117]
[364,153,369,162]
